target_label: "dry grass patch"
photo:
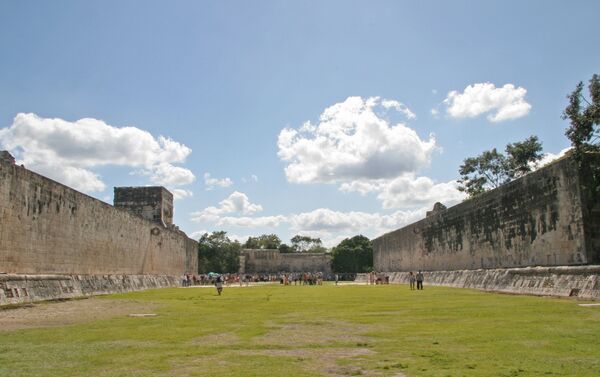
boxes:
[0,297,158,331]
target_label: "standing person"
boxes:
[215,274,224,296]
[408,272,416,290]
[416,270,424,290]
[335,274,339,285]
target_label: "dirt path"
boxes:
[0,297,158,331]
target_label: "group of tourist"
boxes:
[366,270,425,290]
[182,270,425,295]
[408,271,424,290]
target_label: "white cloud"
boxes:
[191,191,263,222]
[380,99,416,119]
[251,174,258,182]
[216,215,287,228]
[443,82,531,122]
[0,113,195,193]
[172,189,194,200]
[532,147,571,170]
[289,207,427,247]
[189,189,433,247]
[339,175,465,210]
[204,172,233,190]
[430,108,439,118]
[376,176,465,209]
[277,96,435,184]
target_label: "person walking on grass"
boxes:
[215,274,224,296]
[416,270,424,290]
[409,271,416,290]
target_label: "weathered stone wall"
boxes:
[357,266,600,300]
[0,157,198,277]
[0,274,178,305]
[373,155,600,272]
[114,186,174,226]
[240,249,332,274]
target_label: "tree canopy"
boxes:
[563,74,600,159]
[458,136,543,198]
[290,235,326,253]
[243,234,281,249]
[197,231,241,274]
[331,235,373,273]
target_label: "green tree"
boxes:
[197,231,241,274]
[458,136,543,198]
[278,243,293,253]
[505,136,544,178]
[563,74,600,159]
[243,234,281,249]
[290,235,325,253]
[331,235,373,273]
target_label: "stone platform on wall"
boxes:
[0,274,179,306]
[358,265,600,300]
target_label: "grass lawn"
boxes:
[1,283,599,377]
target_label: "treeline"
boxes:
[197,231,373,274]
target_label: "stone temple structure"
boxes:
[0,151,198,305]
[370,153,600,299]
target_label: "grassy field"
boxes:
[1,283,599,377]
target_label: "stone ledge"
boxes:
[358,265,600,300]
[0,274,179,306]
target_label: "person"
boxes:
[408,272,416,290]
[416,270,424,290]
[335,274,339,285]
[215,274,224,295]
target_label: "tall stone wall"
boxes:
[240,249,332,274]
[373,154,600,272]
[0,156,198,277]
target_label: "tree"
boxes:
[290,235,325,253]
[331,235,373,273]
[563,74,600,159]
[278,243,293,253]
[505,136,544,179]
[243,234,281,249]
[197,231,241,274]
[458,136,543,198]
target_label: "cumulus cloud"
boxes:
[191,190,430,247]
[204,172,233,190]
[191,191,263,222]
[171,189,194,200]
[216,215,287,228]
[277,96,435,184]
[443,82,531,122]
[288,207,427,246]
[0,113,195,193]
[380,99,416,119]
[376,176,465,209]
[532,147,571,170]
[339,175,465,210]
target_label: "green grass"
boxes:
[1,284,599,376]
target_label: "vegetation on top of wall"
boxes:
[242,234,282,250]
[457,136,544,198]
[563,74,600,160]
[563,74,600,201]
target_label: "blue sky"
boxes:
[1,1,598,246]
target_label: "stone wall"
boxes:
[114,186,174,227]
[0,154,197,284]
[373,154,600,272]
[240,249,332,274]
